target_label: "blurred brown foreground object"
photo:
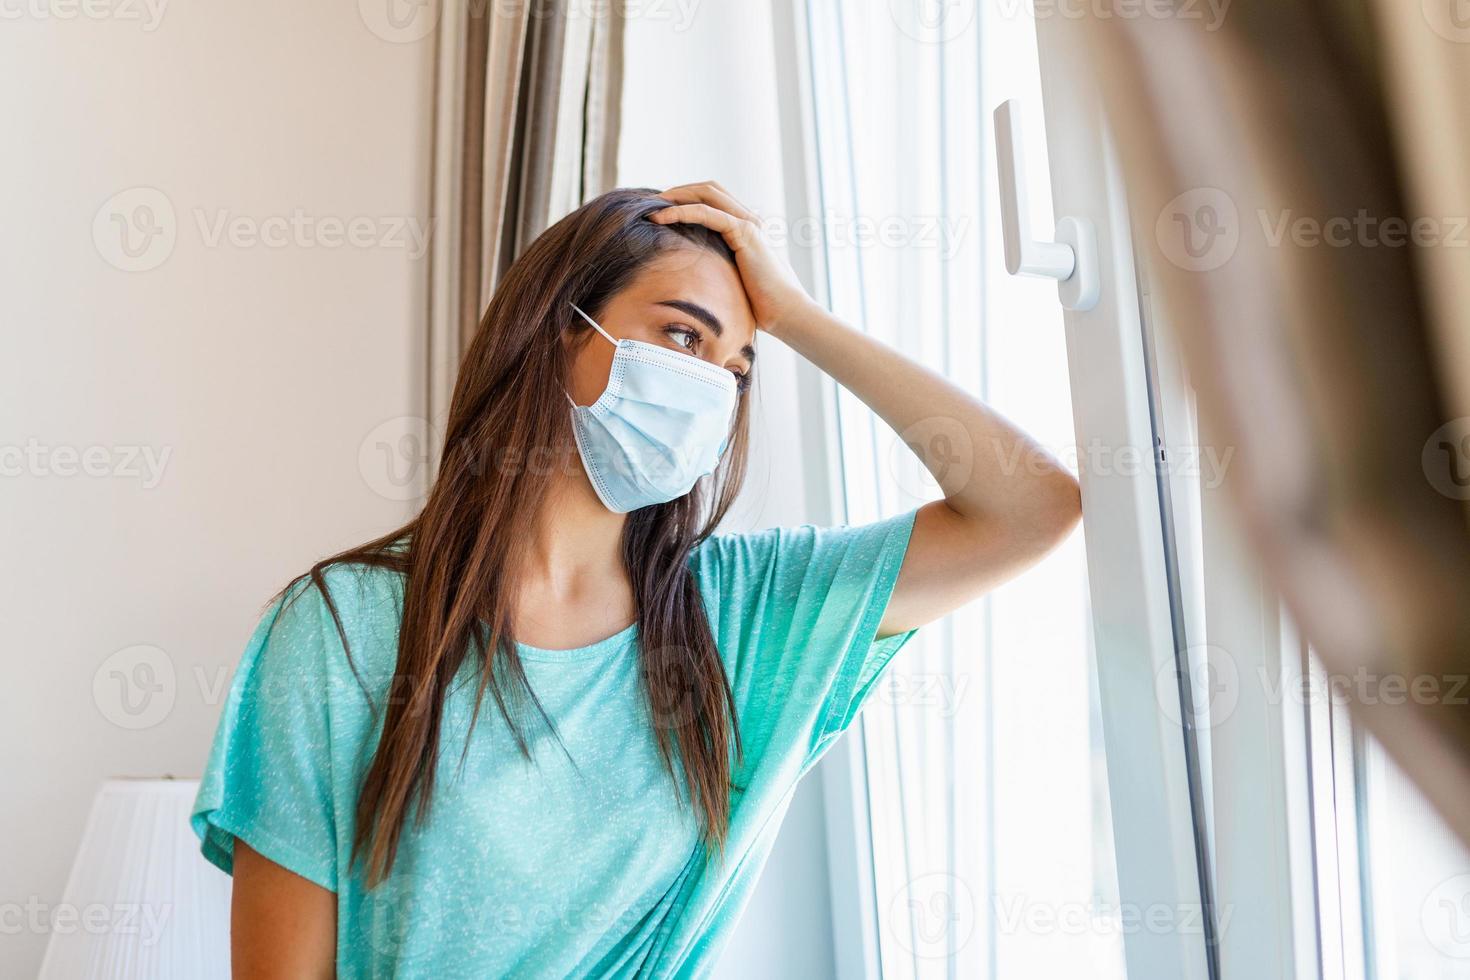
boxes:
[1078,0,1470,846]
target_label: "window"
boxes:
[1361,735,1470,979]
[1361,716,1470,980]
[1305,649,1371,980]
[1131,126,1470,980]
[802,3,1126,977]
[784,4,1464,979]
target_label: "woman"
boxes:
[192,182,1081,978]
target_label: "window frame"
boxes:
[1029,13,1215,980]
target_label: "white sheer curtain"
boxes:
[803,4,1125,977]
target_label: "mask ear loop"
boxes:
[569,301,619,347]
[565,302,620,408]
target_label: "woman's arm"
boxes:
[768,305,1081,634]
[651,181,1082,635]
[231,841,337,979]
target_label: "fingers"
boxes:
[655,180,763,227]
[648,201,760,250]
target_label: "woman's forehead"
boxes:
[624,251,757,341]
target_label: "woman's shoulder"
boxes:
[248,558,406,692]
[690,521,811,565]
[275,559,402,630]
[685,523,827,624]
[687,511,920,607]
[687,520,851,582]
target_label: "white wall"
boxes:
[0,4,433,974]
[618,4,840,978]
[1,1,838,975]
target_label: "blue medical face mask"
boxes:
[565,301,739,513]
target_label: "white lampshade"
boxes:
[40,779,231,979]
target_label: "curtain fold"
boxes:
[426,0,625,438]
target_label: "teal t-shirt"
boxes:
[191,508,920,978]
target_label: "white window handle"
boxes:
[993,98,1101,312]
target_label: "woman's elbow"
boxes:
[942,469,1081,573]
[1028,470,1083,553]
[1053,470,1083,531]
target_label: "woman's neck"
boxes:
[511,467,635,647]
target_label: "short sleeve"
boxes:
[190,573,347,892]
[697,508,921,765]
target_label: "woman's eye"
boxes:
[663,323,749,391]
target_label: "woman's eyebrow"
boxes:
[654,298,757,364]
[655,298,724,336]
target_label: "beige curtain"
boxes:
[1077,1,1470,846]
[426,0,625,429]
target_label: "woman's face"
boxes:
[565,246,758,407]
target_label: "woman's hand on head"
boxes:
[650,181,816,336]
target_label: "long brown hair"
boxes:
[278,188,751,887]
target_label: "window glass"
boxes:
[805,4,1125,976]
[1363,735,1470,980]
